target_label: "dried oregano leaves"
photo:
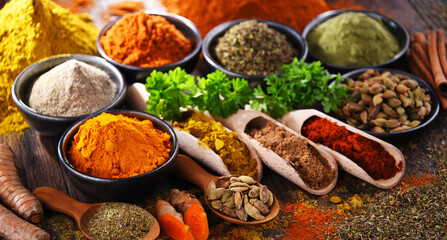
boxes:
[215,20,298,76]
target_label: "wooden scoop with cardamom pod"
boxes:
[214,109,339,196]
[125,83,263,181]
[172,154,279,225]
[279,109,406,189]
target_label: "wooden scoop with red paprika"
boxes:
[279,109,406,189]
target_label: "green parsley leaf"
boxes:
[251,58,347,118]
[193,70,253,118]
[145,67,198,121]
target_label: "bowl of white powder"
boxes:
[12,54,127,136]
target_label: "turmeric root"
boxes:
[0,203,49,240]
[169,189,209,240]
[0,143,44,223]
[156,199,194,240]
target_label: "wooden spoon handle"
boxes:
[32,186,92,220]
[172,154,220,189]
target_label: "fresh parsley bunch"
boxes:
[251,58,347,118]
[145,68,253,120]
[194,71,253,118]
[145,67,198,121]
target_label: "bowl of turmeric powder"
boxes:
[58,109,179,201]
[302,10,410,74]
[97,11,202,83]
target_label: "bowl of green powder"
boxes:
[302,10,410,74]
[11,54,127,136]
[202,19,308,88]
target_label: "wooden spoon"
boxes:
[172,154,279,225]
[32,187,160,240]
[215,109,339,196]
[279,109,406,189]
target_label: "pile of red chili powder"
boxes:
[301,116,403,180]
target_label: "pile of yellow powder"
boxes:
[68,112,172,179]
[0,0,99,135]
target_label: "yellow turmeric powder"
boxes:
[68,112,172,179]
[173,112,258,179]
[0,0,99,135]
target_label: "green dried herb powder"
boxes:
[306,12,400,67]
[88,202,154,240]
[215,20,298,76]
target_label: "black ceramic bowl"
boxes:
[58,109,179,201]
[97,11,202,83]
[302,10,410,74]
[11,54,127,137]
[202,19,309,88]
[338,68,439,142]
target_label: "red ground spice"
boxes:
[302,116,403,180]
[394,173,436,191]
[282,202,340,239]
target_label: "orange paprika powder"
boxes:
[100,11,192,68]
[302,116,403,180]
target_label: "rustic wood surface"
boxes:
[1,0,446,238]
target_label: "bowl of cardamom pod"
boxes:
[302,10,410,74]
[11,54,127,137]
[334,68,439,142]
[202,19,308,88]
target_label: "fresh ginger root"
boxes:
[169,189,209,240]
[156,199,194,240]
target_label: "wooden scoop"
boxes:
[172,154,279,225]
[279,109,406,189]
[214,109,339,196]
[125,83,263,181]
[32,187,160,240]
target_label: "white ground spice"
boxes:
[28,59,117,117]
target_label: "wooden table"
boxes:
[1,0,446,239]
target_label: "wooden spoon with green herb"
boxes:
[32,187,160,240]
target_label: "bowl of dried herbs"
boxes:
[202,19,308,88]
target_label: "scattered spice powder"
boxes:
[246,120,335,190]
[282,202,340,239]
[302,116,403,180]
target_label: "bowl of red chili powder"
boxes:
[97,11,202,83]
[58,109,179,201]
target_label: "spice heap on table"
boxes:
[100,10,192,68]
[68,112,172,178]
[0,0,99,135]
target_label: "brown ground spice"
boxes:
[246,121,335,190]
